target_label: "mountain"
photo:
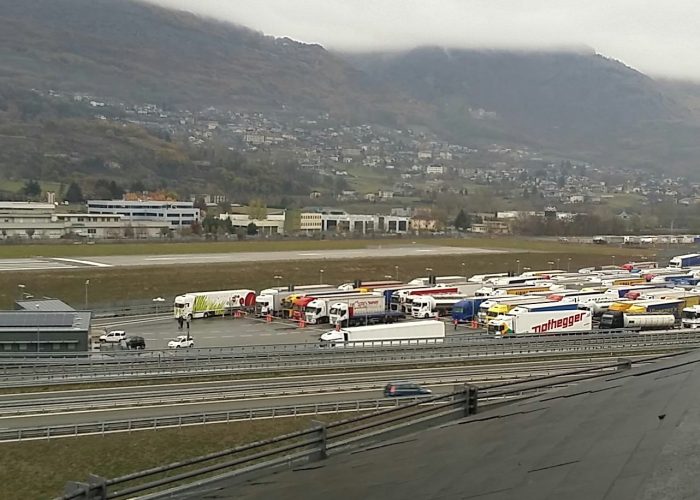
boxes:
[344,47,700,168]
[1,0,699,179]
[0,0,422,125]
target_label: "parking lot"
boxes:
[96,314,483,350]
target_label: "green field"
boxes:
[0,417,330,500]
[0,249,649,309]
[0,235,651,259]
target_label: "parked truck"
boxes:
[304,293,381,324]
[173,289,256,320]
[391,286,460,313]
[256,285,338,317]
[669,253,700,269]
[290,290,371,321]
[411,295,469,319]
[451,297,491,323]
[478,294,554,322]
[681,305,700,328]
[488,309,593,337]
[328,298,405,327]
[319,320,445,348]
[599,311,676,330]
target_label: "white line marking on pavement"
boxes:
[297,253,322,256]
[53,258,112,268]
[144,256,189,261]
[0,266,71,271]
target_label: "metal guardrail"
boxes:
[58,359,638,499]
[0,398,431,443]
[2,330,697,387]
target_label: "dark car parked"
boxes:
[384,381,432,397]
[123,336,146,349]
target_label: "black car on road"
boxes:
[123,336,146,349]
[384,381,432,397]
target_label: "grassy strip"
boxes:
[1,250,642,309]
[0,236,651,259]
[0,416,334,500]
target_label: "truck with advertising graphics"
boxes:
[488,309,593,337]
[599,311,676,330]
[411,295,470,319]
[621,261,658,271]
[174,289,256,320]
[290,289,371,321]
[478,294,556,322]
[304,293,381,324]
[669,253,700,269]
[624,298,687,317]
[256,285,338,317]
[319,320,445,348]
[328,298,405,327]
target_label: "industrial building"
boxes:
[0,303,91,352]
[86,199,200,228]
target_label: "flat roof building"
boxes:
[87,200,200,228]
[0,310,91,352]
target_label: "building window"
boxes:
[3,344,11,351]
[87,229,97,234]
[53,343,61,350]
[19,343,27,351]
[67,344,76,351]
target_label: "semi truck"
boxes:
[624,298,686,316]
[451,297,492,323]
[302,292,379,324]
[256,285,339,317]
[290,289,371,321]
[409,275,468,286]
[319,320,445,348]
[173,289,256,320]
[487,309,593,337]
[478,294,555,322]
[391,286,461,313]
[599,311,676,330]
[410,295,469,318]
[681,305,700,328]
[475,284,559,297]
[337,280,403,292]
[669,253,700,269]
[328,299,405,327]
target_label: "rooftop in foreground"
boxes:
[202,350,700,500]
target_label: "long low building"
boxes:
[87,199,200,228]
[0,201,169,239]
[0,310,91,352]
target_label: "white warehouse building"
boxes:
[304,210,410,234]
[86,200,200,228]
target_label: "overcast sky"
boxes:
[146,0,700,80]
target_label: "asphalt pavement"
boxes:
[0,245,508,272]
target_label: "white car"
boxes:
[168,335,194,348]
[99,330,127,343]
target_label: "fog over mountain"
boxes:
[146,0,700,81]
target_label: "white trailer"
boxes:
[411,295,469,319]
[488,309,593,337]
[319,320,445,348]
[682,305,700,328]
[304,293,382,324]
[174,289,256,320]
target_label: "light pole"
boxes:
[152,297,165,314]
[568,257,572,272]
[274,275,283,287]
[84,280,90,309]
[17,284,25,303]
[395,265,399,281]
[556,258,561,270]
[461,262,466,278]
[516,259,520,275]
[319,269,324,285]
[547,261,554,270]
[612,255,616,266]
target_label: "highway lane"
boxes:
[0,360,621,429]
[0,245,509,272]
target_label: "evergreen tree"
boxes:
[22,179,41,198]
[64,182,84,203]
[454,209,470,231]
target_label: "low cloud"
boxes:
[145,0,700,80]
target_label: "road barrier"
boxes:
[57,359,637,499]
[2,329,698,387]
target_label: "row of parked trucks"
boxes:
[172,252,700,342]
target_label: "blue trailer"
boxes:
[451,297,488,323]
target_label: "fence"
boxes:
[58,359,634,499]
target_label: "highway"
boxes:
[0,244,507,272]
[0,359,624,435]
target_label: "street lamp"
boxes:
[152,297,165,314]
[395,265,399,281]
[556,258,561,270]
[17,284,25,302]
[516,259,520,275]
[611,255,616,266]
[84,280,90,309]
[568,257,572,272]
[547,261,555,270]
[319,269,324,285]
[274,275,283,287]
[461,262,466,278]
